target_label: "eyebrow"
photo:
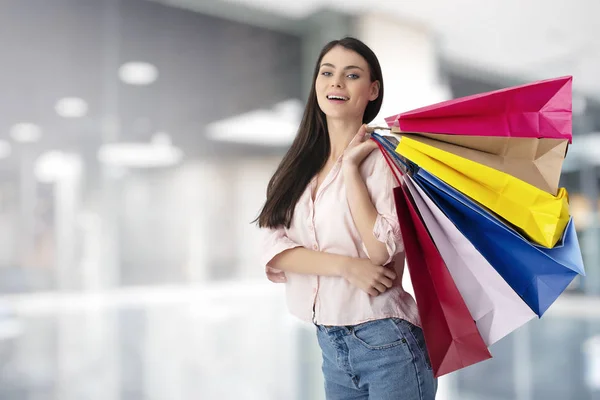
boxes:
[320,63,365,71]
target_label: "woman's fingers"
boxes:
[347,260,398,296]
[383,268,397,280]
[266,266,287,283]
[380,276,394,288]
[348,124,369,148]
[355,124,368,141]
[373,283,388,294]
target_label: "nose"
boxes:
[331,75,344,88]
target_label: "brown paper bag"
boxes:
[384,130,568,195]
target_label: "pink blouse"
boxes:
[260,148,421,327]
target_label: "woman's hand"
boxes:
[343,124,378,168]
[341,258,397,296]
[266,266,287,283]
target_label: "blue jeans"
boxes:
[316,318,437,399]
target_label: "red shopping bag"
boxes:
[394,182,492,377]
[375,140,492,377]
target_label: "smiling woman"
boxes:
[316,47,380,123]
[256,37,437,399]
[256,38,383,230]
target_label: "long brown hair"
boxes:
[256,37,384,229]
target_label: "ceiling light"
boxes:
[118,62,158,85]
[97,133,183,168]
[34,151,82,183]
[55,97,88,118]
[9,123,42,143]
[206,99,303,146]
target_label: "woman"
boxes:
[256,37,437,399]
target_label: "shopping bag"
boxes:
[412,167,585,317]
[383,131,567,195]
[375,142,492,377]
[403,175,536,345]
[396,136,570,248]
[384,76,573,142]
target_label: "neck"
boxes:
[326,117,363,161]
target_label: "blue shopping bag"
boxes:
[412,167,585,317]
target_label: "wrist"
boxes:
[334,255,352,278]
[342,160,360,173]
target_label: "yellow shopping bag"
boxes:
[396,136,570,248]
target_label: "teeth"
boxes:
[328,95,348,100]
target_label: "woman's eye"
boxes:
[347,74,359,79]
[321,71,333,76]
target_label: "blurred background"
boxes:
[0,0,599,399]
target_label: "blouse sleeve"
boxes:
[260,227,302,283]
[361,151,404,265]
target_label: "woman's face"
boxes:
[315,45,380,122]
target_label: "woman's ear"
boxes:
[369,81,380,101]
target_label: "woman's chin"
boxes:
[322,108,358,121]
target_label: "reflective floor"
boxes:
[0,283,598,400]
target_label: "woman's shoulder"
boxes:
[360,146,400,189]
[361,146,386,174]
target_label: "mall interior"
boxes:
[0,0,599,399]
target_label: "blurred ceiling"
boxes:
[1,0,598,178]
[154,0,600,99]
[0,0,303,175]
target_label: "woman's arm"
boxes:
[343,163,390,265]
[269,247,349,276]
[269,247,396,296]
[342,125,396,265]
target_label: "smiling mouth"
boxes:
[327,95,349,101]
